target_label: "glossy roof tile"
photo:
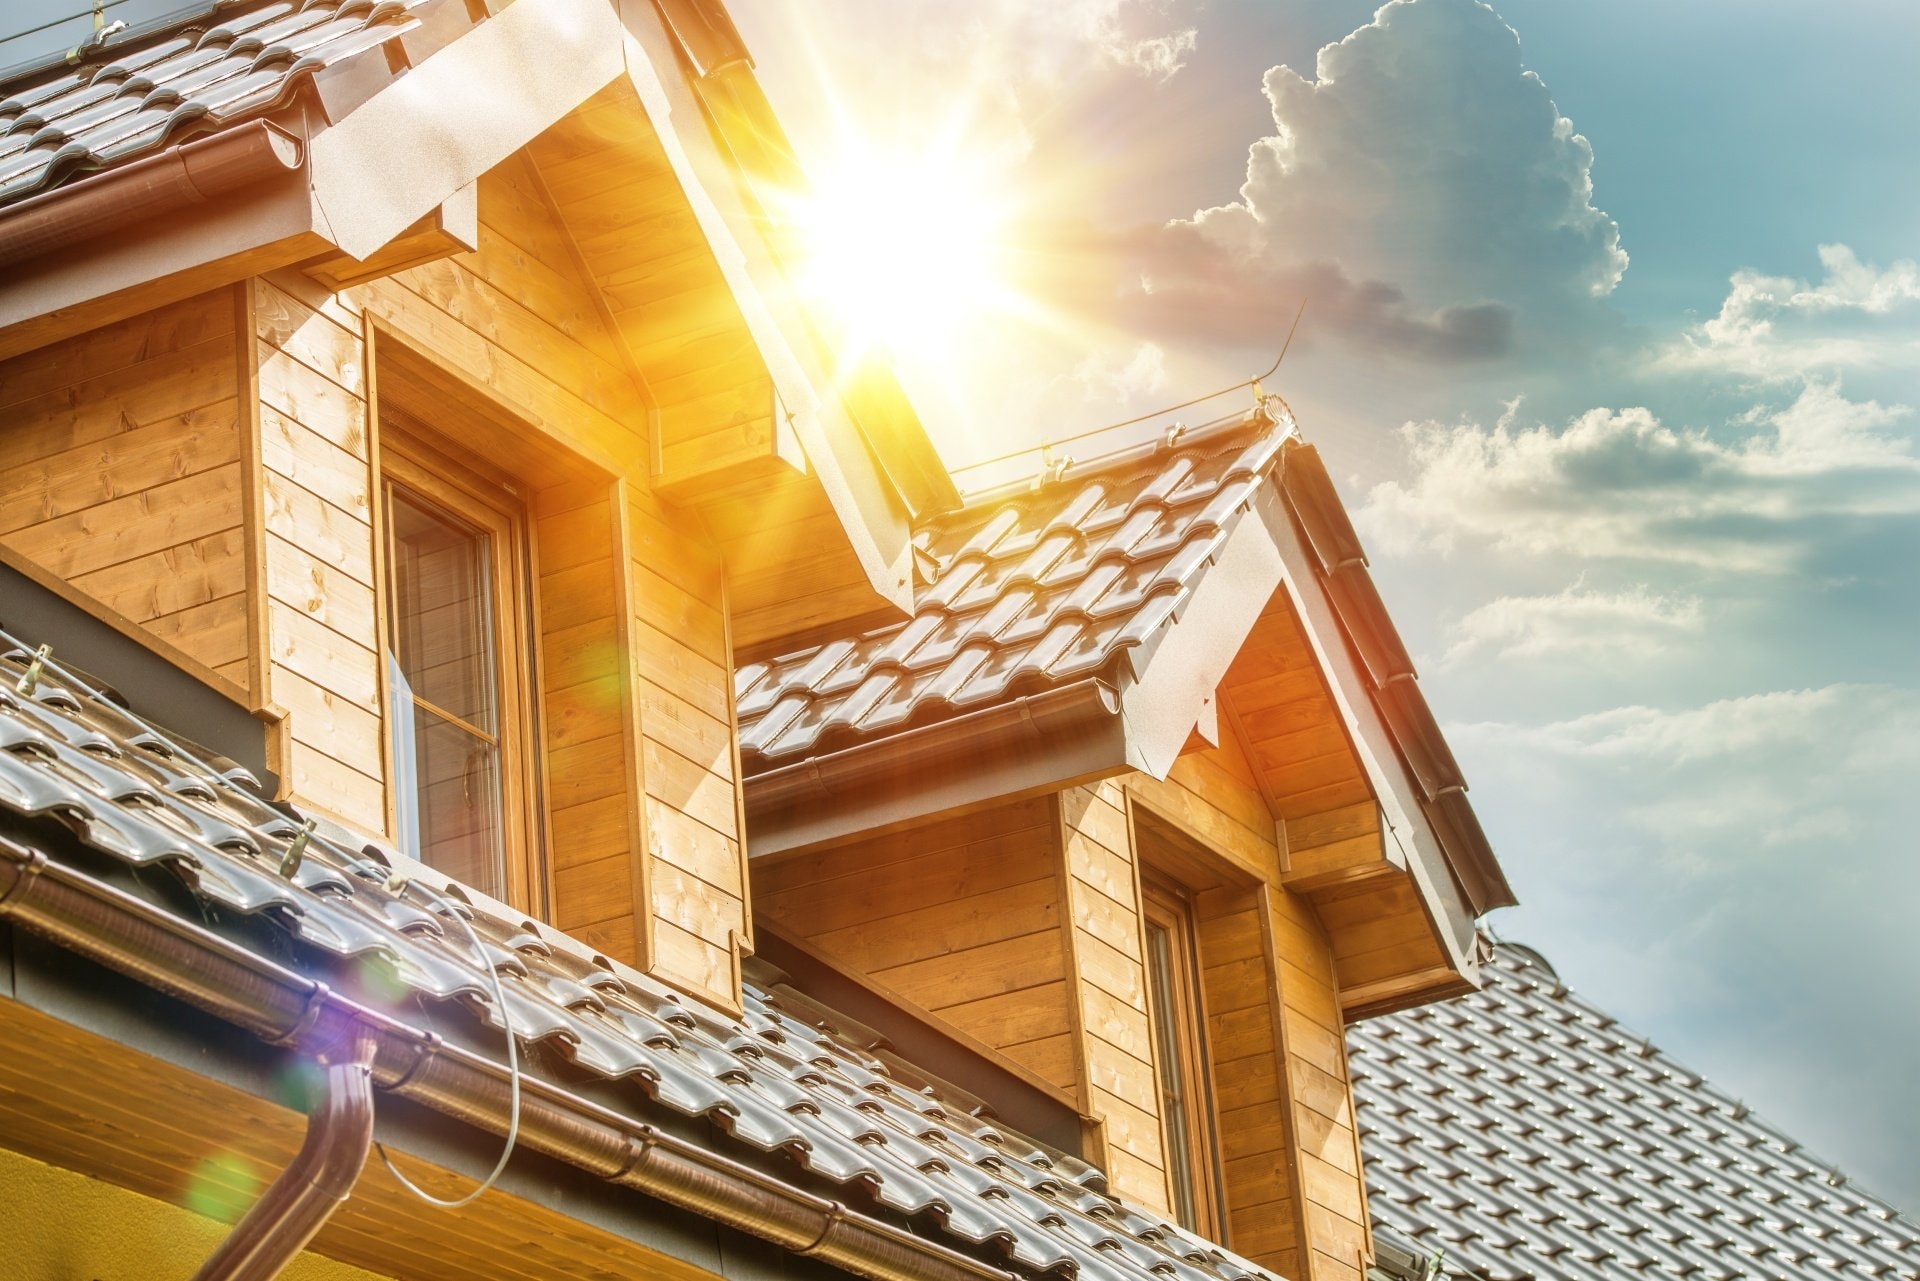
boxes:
[0,0,431,210]
[1349,945,1920,1281]
[735,413,1289,770]
[0,640,1286,1281]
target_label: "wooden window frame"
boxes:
[378,425,544,915]
[1141,871,1226,1238]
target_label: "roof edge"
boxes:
[0,833,1018,1281]
[745,678,1129,857]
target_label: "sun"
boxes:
[785,140,1019,364]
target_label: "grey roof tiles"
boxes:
[0,0,430,210]
[0,639,1285,1281]
[1350,944,1920,1280]
[735,415,1289,770]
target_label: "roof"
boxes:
[0,0,434,211]
[735,414,1289,770]
[1349,944,1920,1281]
[0,636,1287,1281]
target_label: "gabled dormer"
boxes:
[737,402,1516,1278]
[0,0,958,1014]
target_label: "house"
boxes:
[1349,943,1920,1281]
[0,2,1511,1279]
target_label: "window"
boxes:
[1142,875,1225,1236]
[381,434,538,907]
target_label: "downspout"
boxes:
[192,1027,378,1281]
[0,120,304,272]
[0,838,1014,1281]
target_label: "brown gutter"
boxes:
[0,120,303,273]
[0,837,1014,1281]
[193,1027,377,1281]
[745,678,1129,857]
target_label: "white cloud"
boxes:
[1108,27,1198,80]
[1359,380,1920,571]
[1441,581,1703,666]
[1121,0,1625,363]
[1664,243,1920,376]
[1074,340,1169,401]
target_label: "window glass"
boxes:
[1146,916,1201,1228]
[386,484,505,898]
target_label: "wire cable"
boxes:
[361,863,525,1208]
[952,296,1309,477]
[0,0,141,48]
[0,623,525,1206]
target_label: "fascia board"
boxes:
[1256,484,1483,980]
[615,0,914,616]
[0,174,324,361]
[307,0,625,261]
[1117,492,1288,780]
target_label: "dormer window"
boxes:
[1142,875,1224,1236]
[381,429,538,907]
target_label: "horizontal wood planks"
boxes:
[0,289,246,681]
[1266,886,1372,1279]
[1060,781,1171,1213]
[629,487,746,1009]
[539,478,641,966]
[752,797,1074,1092]
[1195,887,1298,1274]
[1223,599,1372,822]
[250,278,386,833]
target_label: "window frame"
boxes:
[1140,870,1227,1238]
[378,425,543,915]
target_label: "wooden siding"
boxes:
[1123,728,1371,1278]
[248,277,386,833]
[1060,781,1170,1213]
[1267,888,1372,1281]
[630,486,747,1010]
[0,289,245,681]
[750,798,1075,1091]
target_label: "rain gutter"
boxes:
[0,120,303,273]
[744,678,1130,858]
[0,836,1016,1281]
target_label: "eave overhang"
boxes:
[0,0,623,362]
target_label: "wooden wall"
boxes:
[0,289,246,680]
[1059,781,1170,1213]
[750,797,1074,1090]
[628,485,747,1005]
[249,277,385,834]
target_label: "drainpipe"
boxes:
[192,1026,378,1281]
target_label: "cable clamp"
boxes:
[14,645,50,696]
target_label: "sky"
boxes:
[732,0,1920,1215]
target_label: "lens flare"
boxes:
[784,139,1021,366]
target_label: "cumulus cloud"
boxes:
[1360,380,1920,571]
[1111,0,1624,364]
[1663,243,1920,377]
[1441,581,1703,666]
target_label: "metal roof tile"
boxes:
[736,414,1289,769]
[1351,945,1920,1280]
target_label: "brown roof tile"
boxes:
[0,0,432,210]
[0,638,1288,1281]
[735,412,1290,770]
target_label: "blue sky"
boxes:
[736,0,1920,1214]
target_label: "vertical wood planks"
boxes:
[0,289,246,681]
